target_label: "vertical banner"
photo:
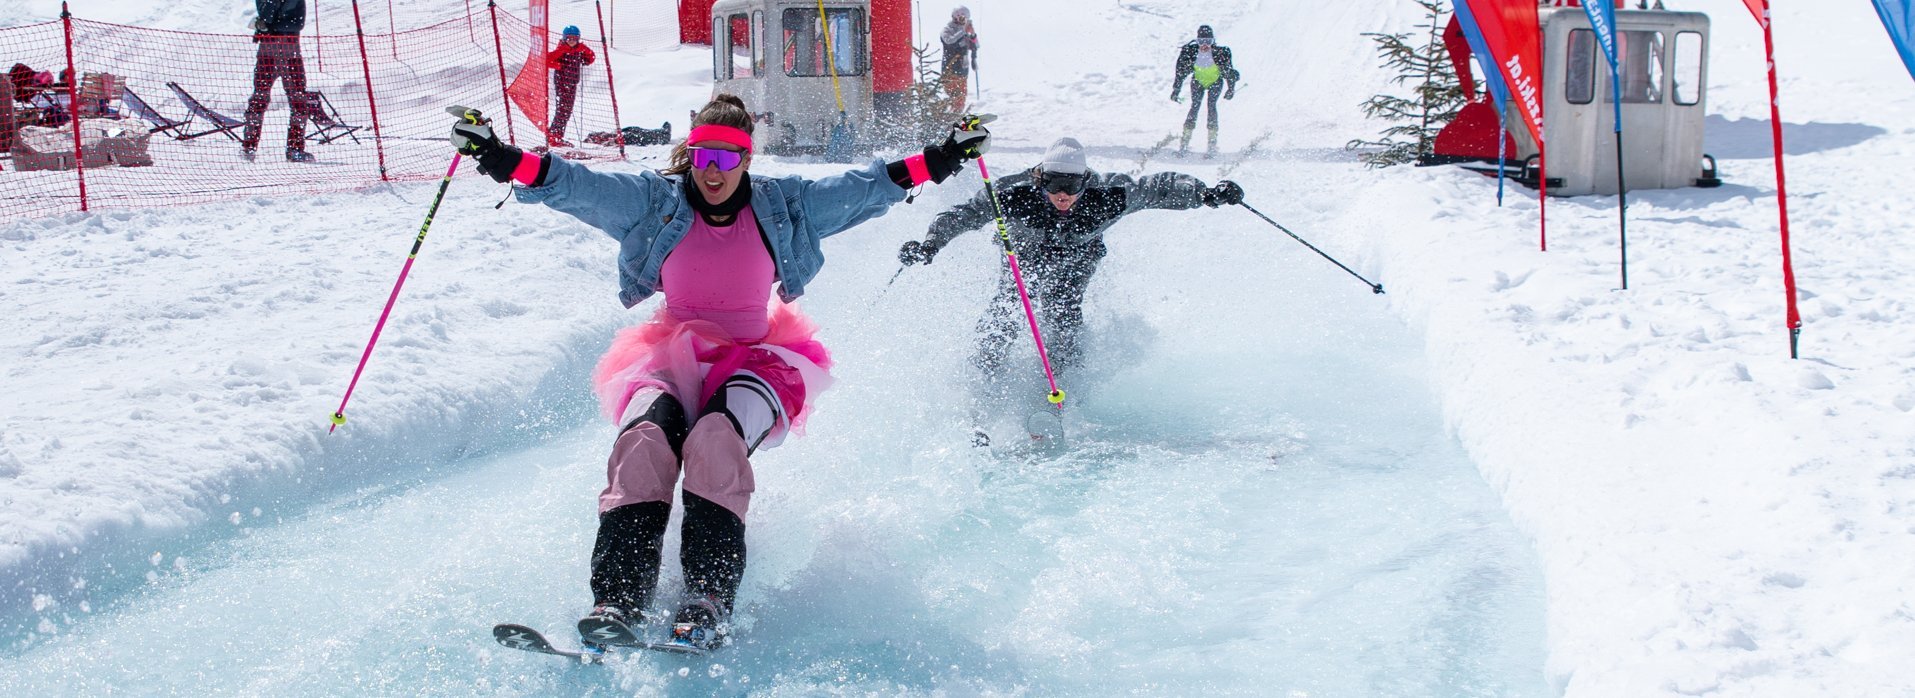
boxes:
[508,0,551,133]
[1581,0,1629,288]
[1872,0,1915,80]
[1455,0,1547,250]
[1450,3,1514,204]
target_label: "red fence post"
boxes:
[351,0,391,181]
[315,0,323,71]
[59,3,89,213]
[488,0,519,145]
[595,0,626,160]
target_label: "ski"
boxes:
[1024,408,1067,445]
[491,622,714,660]
[492,623,608,662]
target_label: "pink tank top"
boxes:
[660,205,775,343]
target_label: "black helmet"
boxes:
[1196,25,1214,39]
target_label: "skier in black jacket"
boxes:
[243,0,322,162]
[897,137,1243,380]
[1170,25,1238,158]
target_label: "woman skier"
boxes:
[450,95,990,651]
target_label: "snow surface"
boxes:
[3,0,1913,695]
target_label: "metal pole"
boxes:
[594,1,627,160]
[488,0,518,145]
[1759,0,1802,358]
[351,0,390,180]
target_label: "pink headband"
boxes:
[687,124,753,151]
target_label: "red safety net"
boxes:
[0,5,625,222]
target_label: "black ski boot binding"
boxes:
[577,603,644,647]
[667,595,727,652]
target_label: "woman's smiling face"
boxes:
[690,141,751,205]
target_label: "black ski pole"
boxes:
[884,265,906,288]
[1239,202,1384,295]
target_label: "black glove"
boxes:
[448,106,531,185]
[1201,180,1243,207]
[940,116,992,161]
[1224,88,1235,100]
[898,240,940,266]
[917,116,994,184]
[1170,90,1182,103]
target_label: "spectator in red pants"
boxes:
[243,0,322,162]
[547,25,596,148]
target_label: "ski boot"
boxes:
[1204,130,1219,160]
[577,603,644,647]
[1177,126,1194,156]
[665,594,727,652]
[286,149,316,163]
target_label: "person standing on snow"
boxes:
[1170,25,1238,158]
[242,0,322,162]
[896,137,1243,384]
[547,25,596,148]
[939,6,979,114]
[449,95,989,651]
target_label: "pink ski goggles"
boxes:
[690,147,746,171]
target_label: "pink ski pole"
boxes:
[968,116,1065,409]
[329,153,463,432]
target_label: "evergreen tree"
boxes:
[1347,0,1468,168]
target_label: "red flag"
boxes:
[1457,0,1544,147]
[1741,0,1767,24]
[508,0,551,133]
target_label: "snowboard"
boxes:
[491,622,712,660]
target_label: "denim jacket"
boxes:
[515,157,908,308]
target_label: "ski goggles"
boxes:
[689,147,746,172]
[1197,38,1215,47]
[1036,171,1089,195]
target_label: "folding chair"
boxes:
[302,90,364,145]
[165,81,245,142]
[121,85,192,139]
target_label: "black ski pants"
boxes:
[973,240,1105,379]
[1183,79,1222,135]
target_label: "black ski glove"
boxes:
[1224,87,1235,100]
[1170,89,1182,103]
[448,106,537,185]
[916,117,994,184]
[898,240,940,266]
[1201,180,1244,207]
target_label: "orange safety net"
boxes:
[0,5,624,221]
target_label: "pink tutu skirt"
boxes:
[591,301,833,445]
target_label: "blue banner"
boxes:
[1874,0,1915,81]
[1581,0,1623,130]
[1451,0,1511,119]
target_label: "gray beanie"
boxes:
[1039,137,1088,174]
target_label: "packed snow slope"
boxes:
[3,0,1913,695]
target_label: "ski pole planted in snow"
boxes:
[970,115,1065,410]
[328,112,477,432]
[1239,202,1384,295]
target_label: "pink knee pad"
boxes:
[681,413,755,520]
[599,421,681,513]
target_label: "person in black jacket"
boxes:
[242,0,323,162]
[1169,25,1238,158]
[897,137,1243,382]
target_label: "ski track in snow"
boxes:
[4,0,1915,695]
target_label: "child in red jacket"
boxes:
[548,25,597,147]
